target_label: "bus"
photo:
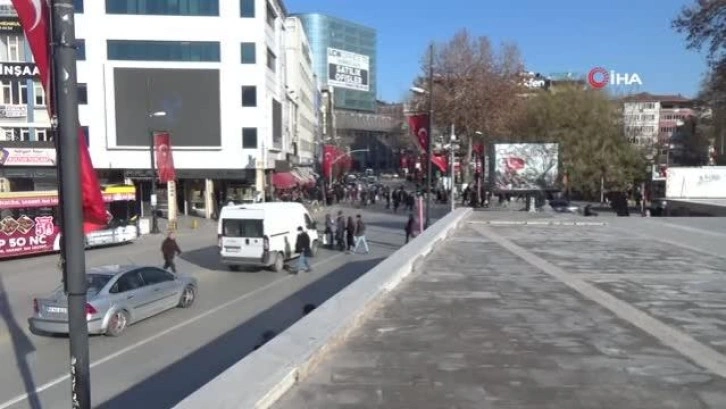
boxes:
[0,184,139,259]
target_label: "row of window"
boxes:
[0,126,88,144]
[1,35,85,62]
[74,0,274,19]
[0,80,87,106]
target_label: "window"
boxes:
[0,81,10,104]
[107,40,221,62]
[240,0,254,17]
[241,42,256,64]
[241,86,256,107]
[222,218,263,237]
[18,81,28,104]
[113,271,144,293]
[272,99,281,147]
[242,127,257,149]
[75,0,84,13]
[139,268,174,285]
[266,2,276,27]
[304,214,314,229]
[36,129,50,142]
[80,126,89,146]
[6,34,21,61]
[105,0,219,16]
[78,83,88,104]
[76,39,86,60]
[33,81,46,106]
[266,47,276,72]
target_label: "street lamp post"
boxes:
[409,43,435,228]
[148,111,166,234]
[450,124,456,212]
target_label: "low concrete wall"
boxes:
[174,207,472,409]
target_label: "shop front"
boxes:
[0,144,57,191]
[122,168,257,219]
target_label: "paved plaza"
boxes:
[275,212,726,408]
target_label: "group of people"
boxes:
[323,211,370,254]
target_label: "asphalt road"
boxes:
[0,206,409,409]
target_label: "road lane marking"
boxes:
[0,252,347,409]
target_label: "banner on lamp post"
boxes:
[154,131,177,183]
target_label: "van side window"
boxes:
[304,214,314,229]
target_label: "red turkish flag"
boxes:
[431,154,448,173]
[154,132,177,183]
[12,0,107,233]
[408,114,430,152]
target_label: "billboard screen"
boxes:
[327,48,370,92]
[665,167,726,199]
[114,67,221,147]
[493,143,559,191]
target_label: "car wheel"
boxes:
[106,310,129,337]
[310,240,319,258]
[228,265,240,271]
[178,285,196,308]
[271,252,284,272]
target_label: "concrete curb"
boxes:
[470,220,607,226]
[173,208,473,409]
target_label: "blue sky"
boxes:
[285,0,707,102]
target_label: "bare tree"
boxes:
[410,29,525,181]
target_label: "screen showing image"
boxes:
[114,67,221,147]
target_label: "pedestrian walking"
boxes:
[405,213,415,244]
[352,214,369,254]
[335,210,346,251]
[324,213,334,249]
[346,215,355,252]
[293,226,312,273]
[161,232,182,273]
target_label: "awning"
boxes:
[294,167,317,186]
[272,172,298,189]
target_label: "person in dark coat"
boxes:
[346,216,355,252]
[293,226,312,273]
[405,214,415,243]
[335,210,346,251]
[161,232,182,273]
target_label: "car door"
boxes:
[109,271,149,320]
[138,267,179,312]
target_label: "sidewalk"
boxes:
[274,212,726,408]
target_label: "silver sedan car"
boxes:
[29,265,197,337]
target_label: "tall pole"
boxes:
[51,1,91,407]
[450,123,455,212]
[149,130,160,234]
[425,43,433,229]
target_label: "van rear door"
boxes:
[221,214,265,260]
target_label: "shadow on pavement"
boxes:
[0,277,42,409]
[179,246,226,272]
[97,257,385,409]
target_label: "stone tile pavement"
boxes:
[274,212,726,409]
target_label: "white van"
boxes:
[217,202,320,272]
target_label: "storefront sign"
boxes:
[327,48,370,92]
[0,215,59,257]
[0,17,23,34]
[0,105,27,118]
[0,62,40,79]
[0,147,56,166]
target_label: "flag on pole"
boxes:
[408,113,448,172]
[11,0,107,233]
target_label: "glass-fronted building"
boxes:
[295,13,377,112]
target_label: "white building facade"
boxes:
[0,0,317,217]
[623,100,660,147]
[283,17,317,169]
